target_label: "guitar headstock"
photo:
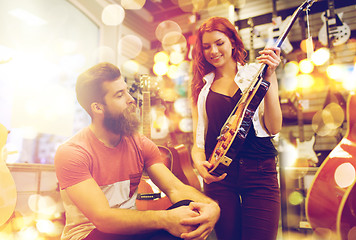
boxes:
[140,74,160,95]
[140,74,151,93]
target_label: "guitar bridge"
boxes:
[137,193,161,200]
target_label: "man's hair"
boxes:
[76,62,121,116]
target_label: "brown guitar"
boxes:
[306,92,356,239]
[0,123,17,226]
[136,74,173,210]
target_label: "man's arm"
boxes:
[147,163,220,239]
[64,177,198,236]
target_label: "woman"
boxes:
[190,16,282,240]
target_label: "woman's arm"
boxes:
[256,47,283,135]
[191,104,226,184]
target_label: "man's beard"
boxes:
[103,104,140,136]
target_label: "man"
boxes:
[54,62,220,240]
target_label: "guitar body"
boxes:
[136,181,172,210]
[136,146,173,210]
[306,92,356,238]
[208,79,270,176]
[337,180,356,240]
[0,123,17,226]
[169,144,201,191]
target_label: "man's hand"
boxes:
[179,201,220,240]
[163,205,200,237]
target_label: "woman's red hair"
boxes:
[191,17,247,105]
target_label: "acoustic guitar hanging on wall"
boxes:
[0,123,17,226]
[306,92,356,240]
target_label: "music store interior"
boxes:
[0,0,355,239]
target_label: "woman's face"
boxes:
[202,30,234,68]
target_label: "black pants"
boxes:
[205,157,280,240]
[83,200,192,240]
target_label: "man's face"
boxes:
[101,77,140,136]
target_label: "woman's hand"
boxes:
[194,159,227,184]
[256,47,281,79]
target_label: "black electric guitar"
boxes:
[208,0,317,177]
[318,0,350,47]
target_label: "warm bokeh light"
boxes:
[174,98,191,117]
[162,31,187,52]
[348,227,356,240]
[0,45,14,63]
[281,142,298,167]
[178,0,197,12]
[284,61,299,76]
[312,227,336,240]
[101,4,125,26]
[311,47,330,66]
[170,51,185,65]
[312,110,340,137]
[121,0,145,9]
[297,74,314,89]
[16,226,39,240]
[326,64,348,82]
[288,191,304,206]
[118,35,143,59]
[36,219,55,234]
[281,75,298,91]
[343,63,356,90]
[323,103,345,128]
[154,51,170,64]
[153,62,168,76]
[299,59,314,74]
[334,163,356,188]
[207,0,219,9]
[0,232,13,240]
[122,60,140,75]
[28,194,58,216]
[155,20,182,43]
[151,108,169,139]
[167,65,179,79]
[179,118,193,132]
[160,87,178,102]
